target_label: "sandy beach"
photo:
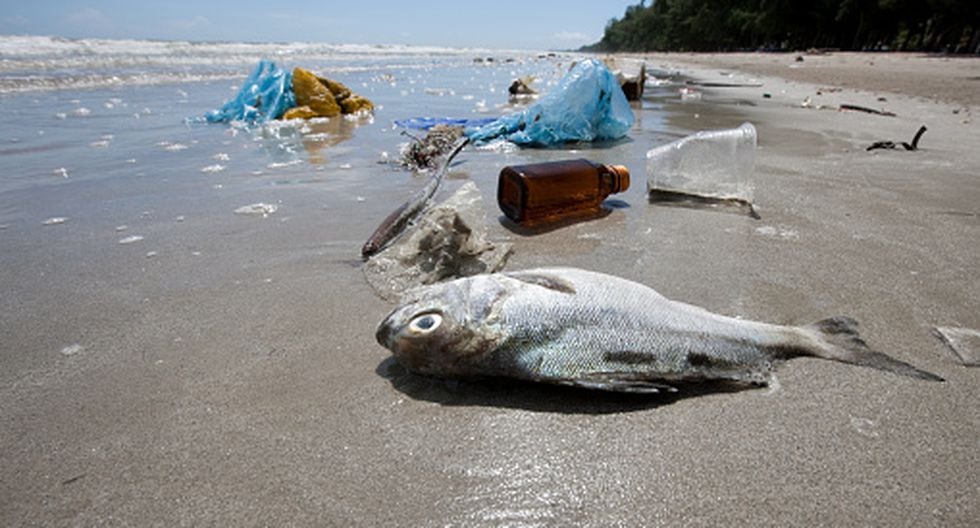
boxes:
[1,50,978,526]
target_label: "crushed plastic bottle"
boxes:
[646,122,756,202]
[497,159,630,227]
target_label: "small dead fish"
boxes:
[376,267,942,393]
[361,136,468,259]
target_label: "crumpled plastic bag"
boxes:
[465,59,634,146]
[202,59,296,123]
[362,181,512,301]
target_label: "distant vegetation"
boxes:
[585,0,979,53]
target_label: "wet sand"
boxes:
[2,52,979,526]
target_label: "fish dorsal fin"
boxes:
[503,271,576,294]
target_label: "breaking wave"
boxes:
[0,35,516,93]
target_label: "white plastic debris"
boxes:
[60,344,83,356]
[234,203,278,217]
[161,142,188,152]
[647,122,757,202]
[118,235,144,244]
[363,182,512,301]
[933,327,980,366]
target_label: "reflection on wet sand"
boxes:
[258,115,371,165]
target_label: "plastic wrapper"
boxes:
[363,182,512,301]
[202,59,295,123]
[465,59,634,146]
[933,326,980,366]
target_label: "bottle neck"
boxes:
[598,164,630,194]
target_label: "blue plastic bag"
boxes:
[202,59,295,123]
[465,59,634,146]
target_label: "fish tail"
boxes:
[802,316,943,381]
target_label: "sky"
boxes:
[0,1,638,50]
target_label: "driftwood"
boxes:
[840,103,896,117]
[686,80,764,88]
[866,125,928,152]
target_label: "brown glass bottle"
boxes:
[497,159,630,226]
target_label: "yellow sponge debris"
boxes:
[283,105,319,120]
[289,67,373,119]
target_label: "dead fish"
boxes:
[361,136,468,259]
[376,267,942,393]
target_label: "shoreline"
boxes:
[622,51,980,108]
[1,50,978,526]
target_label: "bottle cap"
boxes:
[609,165,630,193]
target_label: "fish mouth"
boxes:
[375,316,397,350]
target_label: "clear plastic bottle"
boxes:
[646,122,756,202]
[497,159,630,226]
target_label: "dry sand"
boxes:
[2,52,978,526]
[660,51,980,108]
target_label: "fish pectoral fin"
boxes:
[554,374,677,394]
[503,271,576,294]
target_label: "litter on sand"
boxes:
[866,125,927,151]
[465,59,634,146]
[932,326,980,366]
[363,181,512,301]
[399,125,466,170]
[234,203,279,217]
[362,138,468,258]
[840,103,896,117]
[647,123,757,201]
[198,60,373,123]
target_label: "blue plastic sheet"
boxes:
[465,59,634,146]
[394,116,497,130]
[201,59,295,123]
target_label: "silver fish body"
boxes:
[375,267,941,392]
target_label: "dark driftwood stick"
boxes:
[840,103,896,117]
[866,125,927,152]
[686,80,764,88]
[908,125,927,150]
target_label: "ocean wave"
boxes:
[0,35,510,59]
[0,35,537,93]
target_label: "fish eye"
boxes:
[407,313,442,335]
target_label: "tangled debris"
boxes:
[399,125,466,170]
[508,76,537,97]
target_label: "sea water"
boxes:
[0,35,732,320]
[0,35,698,197]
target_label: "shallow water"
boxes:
[0,36,730,259]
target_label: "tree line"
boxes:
[584,0,979,53]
